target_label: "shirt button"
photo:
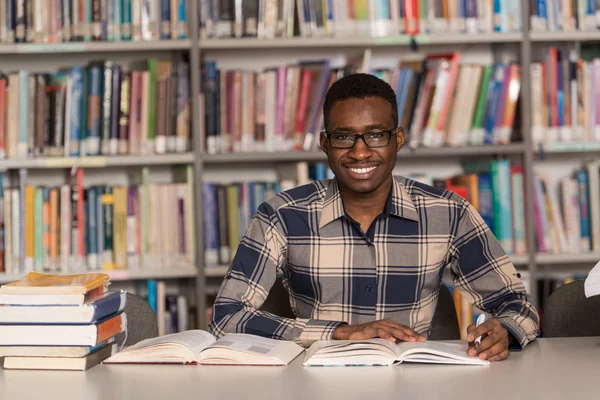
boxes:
[366,285,372,292]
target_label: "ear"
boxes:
[396,128,405,152]
[320,131,328,155]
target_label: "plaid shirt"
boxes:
[210,176,540,348]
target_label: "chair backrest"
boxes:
[542,280,600,338]
[260,279,460,340]
[114,292,159,347]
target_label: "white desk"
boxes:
[0,337,598,400]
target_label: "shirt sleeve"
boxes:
[208,201,345,348]
[448,200,540,348]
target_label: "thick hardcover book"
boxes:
[0,290,127,324]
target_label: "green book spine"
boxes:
[490,161,502,242]
[471,66,493,129]
[226,185,240,262]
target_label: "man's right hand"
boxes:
[332,319,426,343]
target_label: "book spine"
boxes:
[87,64,102,156]
[101,187,114,270]
[110,65,121,155]
[101,62,113,155]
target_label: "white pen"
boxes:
[474,313,487,349]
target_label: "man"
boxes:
[210,73,539,362]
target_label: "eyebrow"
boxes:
[330,124,388,133]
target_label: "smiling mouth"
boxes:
[344,165,379,178]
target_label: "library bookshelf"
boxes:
[1,2,599,332]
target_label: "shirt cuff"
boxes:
[497,315,539,349]
[297,319,347,348]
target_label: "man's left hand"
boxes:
[466,318,509,362]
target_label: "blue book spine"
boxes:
[177,0,186,39]
[315,163,327,181]
[398,69,413,123]
[160,0,171,39]
[88,291,127,323]
[248,183,256,213]
[17,70,28,158]
[6,0,15,42]
[494,160,513,254]
[106,0,115,40]
[147,280,157,312]
[557,60,564,127]
[87,65,103,156]
[588,0,596,14]
[536,0,547,30]
[325,0,334,32]
[576,169,591,250]
[483,65,503,144]
[70,67,84,157]
[121,0,132,40]
[493,0,502,31]
[478,172,494,234]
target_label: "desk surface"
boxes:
[0,337,598,400]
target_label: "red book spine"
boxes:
[293,69,313,150]
[549,48,559,128]
[404,0,419,34]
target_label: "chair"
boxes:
[260,279,460,340]
[542,280,600,338]
[114,293,159,347]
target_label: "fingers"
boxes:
[477,339,509,361]
[379,319,426,342]
[466,318,500,343]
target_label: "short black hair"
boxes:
[323,73,398,132]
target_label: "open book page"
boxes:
[197,334,304,365]
[304,339,398,366]
[395,341,489,365]
[104,330,217,364]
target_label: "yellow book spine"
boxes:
[25,185,35,271]
[113,186,128,270]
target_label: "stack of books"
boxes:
[0,272,127,371]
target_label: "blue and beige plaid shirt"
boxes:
[210,176,540,348]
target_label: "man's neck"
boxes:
[338,176,393,231]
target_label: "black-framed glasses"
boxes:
[324,129,397,149]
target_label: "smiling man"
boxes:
[210,73,540,362]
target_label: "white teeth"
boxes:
[348,166,376,174]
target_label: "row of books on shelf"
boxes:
[0,0,189,44]
[200,50,521,154]
[202,159,526,268]
[530,0,600,32]
[534,161,600,255]
[531,48,600,145]
[0,165,195,275]
[201,0,522,39]
[0,57,191,159]
[147,279,190,337]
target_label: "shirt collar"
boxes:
[319,177,419,229]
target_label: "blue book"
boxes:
[176,0,187,39]
[122,0,132,40]
[70,67,84,157]
[86,64,103,156]
[576,169,591,251]
[491,160,513,254]
[160,0,171,39]
[0,290,127,324]
[147,280,157,312]
[478,172,495,234]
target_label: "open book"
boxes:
[303,339,489,366]
[103,330,304,366]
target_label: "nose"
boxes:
[347,136,373,161]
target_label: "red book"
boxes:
[404,0,420,34]
[293,69,313,150]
